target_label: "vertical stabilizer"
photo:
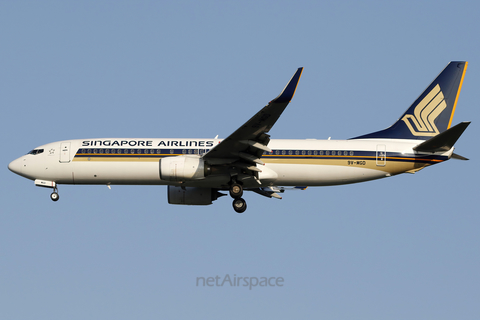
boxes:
[352,61,468,140]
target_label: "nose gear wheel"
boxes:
[50,187,59,202]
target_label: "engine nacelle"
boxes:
[167,186,222,205]
[160,155,209,181]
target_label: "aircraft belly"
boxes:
[267,163,387,186]
[62,158,435,187]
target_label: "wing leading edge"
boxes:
[203,67,303,166]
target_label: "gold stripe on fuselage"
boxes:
[263,157,437,175]
[73,153,442,176]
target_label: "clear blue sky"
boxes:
[1,1,479,319]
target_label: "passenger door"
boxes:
[376,144,386,167]
[59,142,71,163]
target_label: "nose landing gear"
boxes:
[34,180,60,202]
[50,187,59,202]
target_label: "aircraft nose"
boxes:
[8,158,23,175]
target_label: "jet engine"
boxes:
[160,155,209,181]
[167,186,223,205]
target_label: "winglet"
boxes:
[272,67,303,103]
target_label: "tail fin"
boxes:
[352,61,468,140]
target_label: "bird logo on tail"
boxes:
[401,84,446,136]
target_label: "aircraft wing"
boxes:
[203,67,303,166]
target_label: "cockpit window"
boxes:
[27,149,44,155]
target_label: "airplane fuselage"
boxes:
[9,137,450,189]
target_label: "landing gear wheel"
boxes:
[232,198,247,213]
[229,183,243,199]
[50,192,59,202]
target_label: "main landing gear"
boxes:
[232,198,247,213]
[230,182,247,213]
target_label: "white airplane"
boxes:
[8,62,470,213]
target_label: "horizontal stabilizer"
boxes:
[451,153,469,160]
[413,121,470,153]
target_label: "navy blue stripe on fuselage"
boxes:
[73,148,448,164]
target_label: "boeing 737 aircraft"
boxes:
[8,62,470,213]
